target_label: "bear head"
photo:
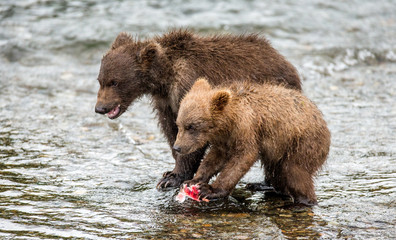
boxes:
[173,78,231,155]
[95,32,164,119]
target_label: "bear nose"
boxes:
[95,106,108,114]
[172,145,181,153]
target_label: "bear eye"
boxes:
[185,124,195,131]
[111,81,118,87]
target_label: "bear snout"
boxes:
[95,105,109,114]
[172,145,181,153]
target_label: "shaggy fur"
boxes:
[174,78,330,205]
[95,29,302,189]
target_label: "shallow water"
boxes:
[0,0,395,239]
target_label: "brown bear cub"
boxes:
[173,78,330,205]
[95,29,302,189]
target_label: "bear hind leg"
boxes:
[274,163,317,206]
[286,164,317,205]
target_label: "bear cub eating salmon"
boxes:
[173,78,330,205]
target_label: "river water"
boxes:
[0,0,395,239]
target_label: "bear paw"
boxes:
[183,179,204,187]
[245,182,275,192]
[294,196,317,206]
[156,171,185,189]
[197,183,229,200]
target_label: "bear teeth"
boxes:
[107,105,120,119]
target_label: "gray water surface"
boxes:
[1,0,395,239]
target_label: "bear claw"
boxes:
[156,172,185,189]
[195,183,229,200]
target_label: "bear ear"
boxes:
[137,42,162,68]
[111,32,134,50]
[191,78,212,92]
[210,90,231,112]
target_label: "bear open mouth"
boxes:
[107,105,121,119]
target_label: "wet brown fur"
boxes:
[95,29,302,188]
[174,78,330,205]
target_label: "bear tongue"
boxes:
[107,105,120,119]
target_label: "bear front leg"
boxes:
[183,148,227,187]
[158,147,206,189]
[154,104,205,189]
[200,149,258,200]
